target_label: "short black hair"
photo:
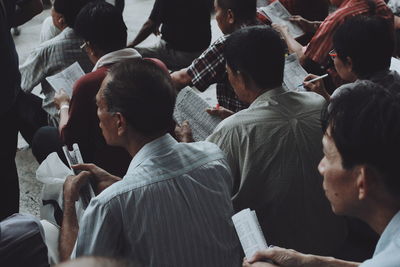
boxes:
[53,0,91,28]
[224,25,285,89]
[333,15,394,78]
[217,0,256,22]
[103,58,176,136]
[75,1,127,53]
[323,81,400,197]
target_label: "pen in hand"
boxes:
[297,73,329,88]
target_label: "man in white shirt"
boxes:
[58,58,240,266]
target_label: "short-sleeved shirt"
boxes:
[187,35,249,112]
[305,0,393,67]
[207,87,347,254]
[73,134,240,266]
[149,0,212,52]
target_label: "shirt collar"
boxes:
[126,133,178,172]
[93,48,141,71]
[249,86,287,108]
[374,210,400,256]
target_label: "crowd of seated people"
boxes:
[2,0,400,266]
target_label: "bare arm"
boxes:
[53,89,70,134]
[243,247,360,267]
[171,68,192,91]
[59,164,121,261]
[59,172,90,261]
[272,23,305,60]
[128,19,160,48]
[12,0,43,27]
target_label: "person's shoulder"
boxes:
[74,67,108,91]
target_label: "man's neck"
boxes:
[363,205,400,235]
[124,132,164,158]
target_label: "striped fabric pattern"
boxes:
[74,134,241,266]
[305,0,393,66]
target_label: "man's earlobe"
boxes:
[357,166,367,200]
[116,113,126,137]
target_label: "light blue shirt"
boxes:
[74,134,240,266]
[360,211,400,267]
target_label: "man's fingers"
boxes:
[75,171,91,186]
[303,74,318,82]
[206,108,218,115]
[72,163,99,174]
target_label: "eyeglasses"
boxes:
[80,41,89,51]
[329,49,337,60]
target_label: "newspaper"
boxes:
[62,143,95,210]
[232,208,268,259]
[259,1,304,38]
[45,62,85,97]
[390,57,400,74]
[284,53,308,91]
[174,87,222,141]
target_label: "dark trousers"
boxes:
[0,102,19,221]
[17,91,48,145]
[0,91,48,220]
[32,126,67,165]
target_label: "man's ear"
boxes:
[115,112,127,137]
[356,165,377,200]
[57,15,66,28]
[227,8,235,25]
[345,56,353,73]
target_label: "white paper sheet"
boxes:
[232,208,268,259]
[45,62,85,97]
[284,53,308,91]
[174,87,222,141]
[259,1,304,39]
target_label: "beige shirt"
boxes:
[207,87,347,255]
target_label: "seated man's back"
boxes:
[208,89,346,254]
[207,26,347,255]
[59,59,241,266]
[75,135,240,266]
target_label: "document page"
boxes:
[232,208,268,259]
[284,53,308,91]
[62,143,95,210]
[46,62,85,97]
[259,1,304,38]
[390,57,400,74]
[174,87,222,141]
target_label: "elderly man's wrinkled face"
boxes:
[318,127,360,215]
[96,75,120,146]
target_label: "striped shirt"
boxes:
[73,134,241,266]
[19,27,93,118]
[305,0,393,66]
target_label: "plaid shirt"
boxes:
[187,36,249,112]
[305,0,393,67]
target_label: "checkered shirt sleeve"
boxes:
[187,36,227,92]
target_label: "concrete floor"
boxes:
[14,0,222,217]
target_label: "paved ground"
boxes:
[14,0,221,217]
